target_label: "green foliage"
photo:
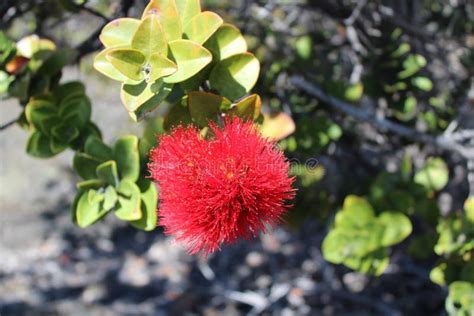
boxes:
[322,196,412,275]
[94,0,260,120]
[1,34,76,103]
[414,157,449,192]
[25,82,94,158]
[446,281,474,316]
[72,135,158,230]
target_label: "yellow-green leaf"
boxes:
[228,94,261,120]
[148,53,177,82]
[142,0,182,41]
[175,0,201,25]
[205,23,248,61]
[164,40,212,83]
[188,91,231,127]
[99,18,140,48]
[209,52,260,100]
[183,11,223,45]
[131,15,167,58]
[94,49,131,82]
[115,180,142,221]
[106,48,146,82]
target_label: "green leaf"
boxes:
[94,49,131,82]
[73,152,101,180]
[175,0,201,25]
[204,23,247,61]
[164,40,212,83]
[88,189,105,204]
[103,185,118,211]
[411,77,433,91]
[188,91,230,127]
[295,35,312,60]
[164,100,193,131]
[446,281,474,316]
[344,83,364,102]
[25,99,57,133]
[344,248,389,276]
[131,179,158,231]
[26,130,56,158]
[142,0,182,42]
[76,179,104,190]
[76,190,109,228]
[85,137,113,162]
[378,212,412,246]
[121,79,173,119]
[465,196,474,224]
[51,122,80,143]
[37,49,77,76]
[183,11,223,45]
[148,53,177,82]
[53,82,85,103]
[99,18,140,48]
[96,160,120,187]
[59,95,92,130]
[106,48,146,82]
[398,54,427,79]
[113,135,140,182]
[132,15,168,58]
[228,94,261,120]
[209,52,260,100]
[336,195,375,228]
[414,157,449,191]
[115,180,142,221]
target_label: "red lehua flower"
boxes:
[149,117,295,255]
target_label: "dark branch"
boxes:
[0,117,18,131]
[291,76,474,160]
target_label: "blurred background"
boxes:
[1,0,473,315]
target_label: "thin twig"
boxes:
[0,117,18,131]
[291,76,474,159]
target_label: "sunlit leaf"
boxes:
[164,39,212,83]
[209,52,260,100]
[183,11,223,45]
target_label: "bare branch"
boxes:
[291,76,474,159]
[0,117,18,131]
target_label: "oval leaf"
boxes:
[106,48,146,82]
[121,80,173,119]
[188,91,230,127]
[76,190,109,228]
[113,135,140,182]
[131,15,168,58]
[228,94,261,120]
[176,0,201,25]
[148,53,177,82]
[205,23,247,61]
[183,11,223,45]
[209,52,260,100]
[131,179,158,231]
[163,40,212,84]
[115,180,142,221]
[99,18,140,48]
[142,0,182,41]
[94,49,130,82]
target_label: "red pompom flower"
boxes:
[149,117,295,254]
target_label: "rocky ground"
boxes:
[1,70,446,315]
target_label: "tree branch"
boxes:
[291,76,474,159]
[0,117,18,131]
